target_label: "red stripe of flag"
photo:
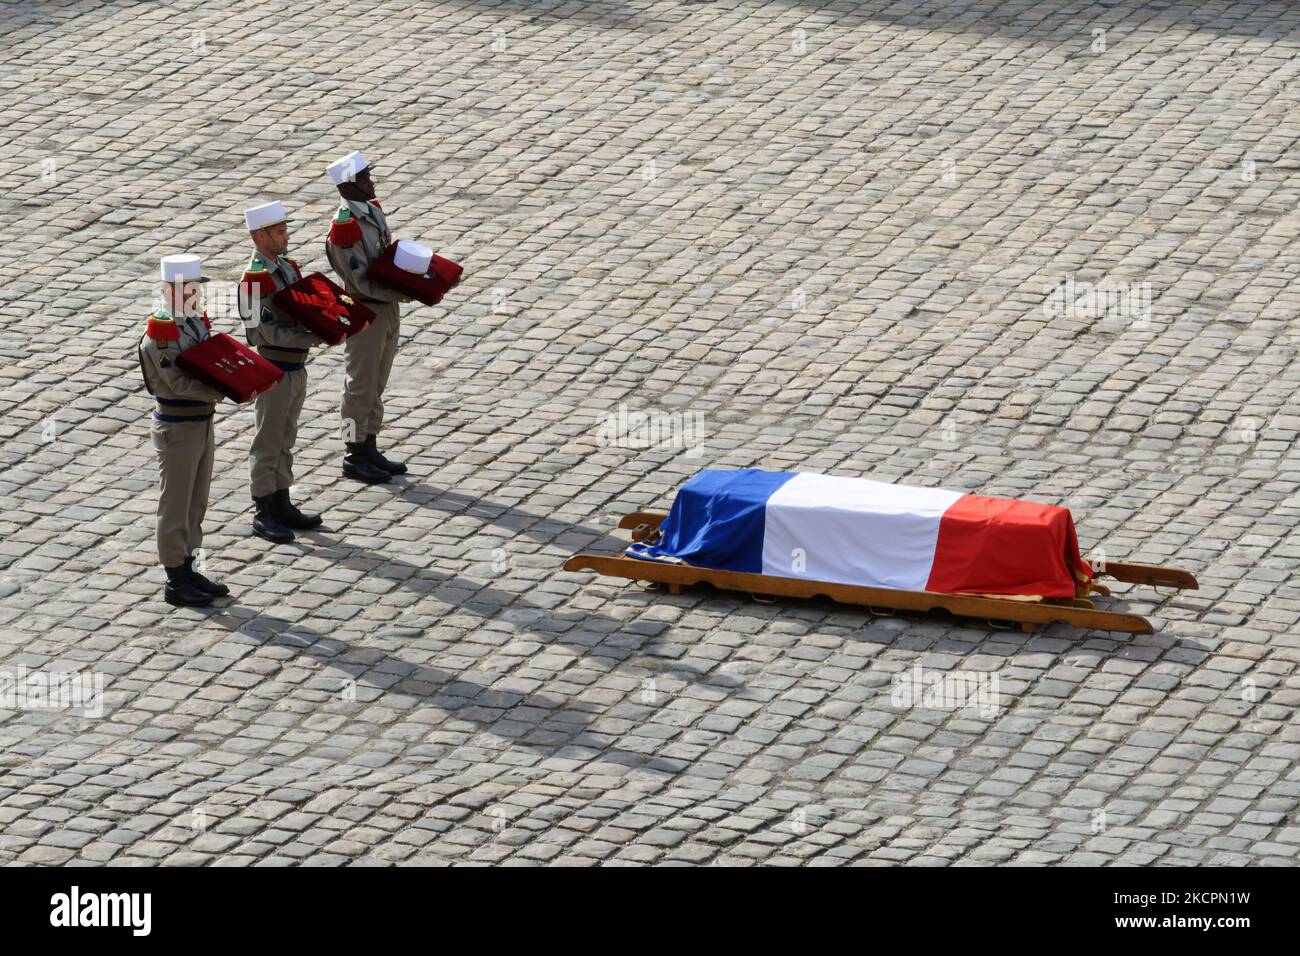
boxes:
[925,495,1091,598]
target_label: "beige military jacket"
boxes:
[139,309,227,405]
[325,198,410,305]
[240,252,323,352]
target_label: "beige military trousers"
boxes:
[250,368,307,498]
[340,302,400,441]
[152,417,215,568]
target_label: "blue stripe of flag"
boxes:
[635,469,797,573]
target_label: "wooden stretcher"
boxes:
[563,512,1199,635]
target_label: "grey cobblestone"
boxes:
[1,0,1299,867]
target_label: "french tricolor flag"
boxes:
[628,470,1092,599]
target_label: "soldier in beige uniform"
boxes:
[324,150,410,484]
[138,254,231,607]
[240,201,325,543]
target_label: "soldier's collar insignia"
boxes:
[346,197,382,221]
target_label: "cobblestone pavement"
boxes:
[1,0,1298,866]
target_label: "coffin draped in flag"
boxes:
[626,469,1093,599]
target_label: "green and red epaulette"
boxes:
[146,311,180,342]
[328,207,363,247]
[241,254,277,299]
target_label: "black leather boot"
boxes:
[364,434,407,475]
[252,495,295,543]
[274,489,323,530]
[343,442,391,484]
[165,564,213,607]
[185,556,230,597]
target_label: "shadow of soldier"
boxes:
[180,482,745,773]
[286,531,743,695]
[387,480,614,546]
[282,480,742,687]
[198,604,708,779]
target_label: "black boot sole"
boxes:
[252,525,296,544]
[165,590,214,608]
[343,464,392,484]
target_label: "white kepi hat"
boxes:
[160,254,208,283]
[244,200,287,231]
[326,150,369,185]
[393,240,432,275]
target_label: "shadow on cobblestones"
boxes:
[384,0,1300,39]
[199,606,605,745]
[772,0,1300,38]
[392,482,609,546]
[194,607,715,775]
[322,545,746,689]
